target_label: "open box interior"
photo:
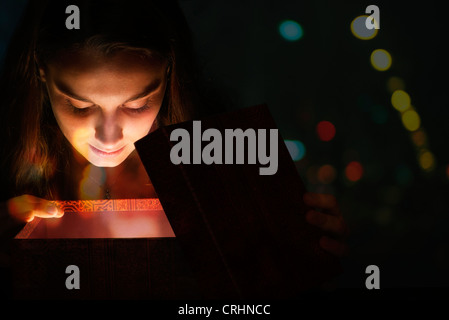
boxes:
[14,198,175,239]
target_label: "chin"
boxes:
[85,150,132,168]
[88,158,125,168]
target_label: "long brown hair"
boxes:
[0,0,202,199]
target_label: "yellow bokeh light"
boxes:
[419,150,435,171]
[351,15,378,40]
[391,90,411,112]
[401,110,421,131]
[370,49,392,71]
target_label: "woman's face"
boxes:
[41,49,168,167]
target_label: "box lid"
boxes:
[135,104,342,299]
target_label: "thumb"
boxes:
[33,200,64,218]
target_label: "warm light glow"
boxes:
[401,109,421,131]
[345,161,363,182]
[411,129,427,147]
[72,127,91,157]
[391,90,411,112]
[446,164,449,179]
[370,49,392,71]
[284,140,306,161]
[317,164,337,184]
[279,20,303,41]
[79,164,105,200]
[17,199,176,239]
[419,150,435,171]
[387,76,405,93]
[316,121,336,141]
[350,15,378,40]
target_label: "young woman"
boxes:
[0,0,348,257]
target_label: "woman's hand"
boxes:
[6,195,64,223]
[303,192,349,258]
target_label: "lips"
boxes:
[89,144,125,157]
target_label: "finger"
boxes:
[16,207,63,223]
[306,210,349,238]
[7,195,64,222]
[34,201,64,218]
[32,209,64,219]
[319,236,349,258]
[10,194,49,213]
[303,192,341,216]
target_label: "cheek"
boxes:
[123,111,158,141]
[51,107,95,146]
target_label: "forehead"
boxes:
[46,49,167,96]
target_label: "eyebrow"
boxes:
[55,78,162,104]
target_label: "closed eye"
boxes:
[64,98,154,115]
[65,99,94,115]
[122,104,151,114]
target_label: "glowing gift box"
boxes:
[17,199,174,239]
[12,104,341,299]
[12,199,200,299]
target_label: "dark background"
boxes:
[1,0,448,291]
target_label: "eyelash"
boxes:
[65,99,152,115]
[65,100,91,115]
[126,103,151,114]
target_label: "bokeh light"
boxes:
[391,90,411,112]
[387,76,405,93]
[317,164,337,184]
[419,150,435,171]
[350,15,378,40]
[345,161,364,182]
[401,109,421,131]
[279,20,303,41]
[446,164,449,179]
[370,49,392,71]
[284,139,306,161]
[411,129,427,147]
[316,121,336,141]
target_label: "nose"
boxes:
[94,111,123,147]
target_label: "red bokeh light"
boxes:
[345,161,363,182]
[316,121,336,141]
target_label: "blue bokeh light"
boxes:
[279,20,303,41]
[284,140,306,161]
